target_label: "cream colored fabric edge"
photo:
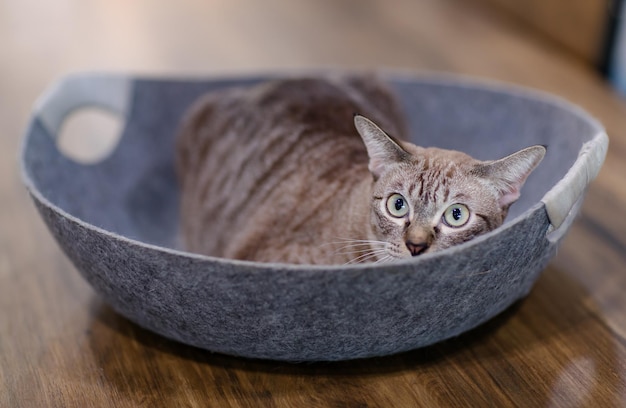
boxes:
[34,73,132,137]
[541,131,609,231]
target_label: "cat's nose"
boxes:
[406,241,429,256]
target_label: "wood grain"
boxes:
[1,0,626,406]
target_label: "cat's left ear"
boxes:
[474,145,546,208]
[354,115,410,179]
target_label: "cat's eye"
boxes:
[386,193,409,218]
[443,203,470,227]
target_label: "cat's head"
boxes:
[354,115,546,261]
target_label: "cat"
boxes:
[176,75,545,265]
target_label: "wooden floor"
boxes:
[2,0,626,406]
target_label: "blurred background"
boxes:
[1,0,624,128]
[1,0,624,102]
[2,0,624,161]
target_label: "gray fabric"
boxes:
[21,74,604,361]
[35,74,132,137]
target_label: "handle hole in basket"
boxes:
[57,107,123,164]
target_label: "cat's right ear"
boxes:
[354,115,409,180]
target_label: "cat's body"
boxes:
[176,76,545,265]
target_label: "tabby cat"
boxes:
[176,76,545,265]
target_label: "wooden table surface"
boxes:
[2,0,626,406]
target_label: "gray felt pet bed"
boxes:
[21,72,608,361]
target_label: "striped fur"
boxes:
[176,76,545,265]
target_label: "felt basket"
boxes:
[21,72,608,361]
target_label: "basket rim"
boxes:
[20,70,604,271]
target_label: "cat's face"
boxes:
[355,115,545,262]
[369,148,511,259]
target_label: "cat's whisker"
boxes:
[373,255,394,265]
[323,238,389,263]
[336,246,387,254]
[333,240,386,246]
[343,249,389,265]
[333,237,387,243]
[324,243,387,253]
[323,238,389,246]
[334,244,387,254]
[340,250,389,260]
[344,255,373,265]
[325,238,388,252]
[334,243,381,250]
[344,257,376,265]
[372,256,386,265]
